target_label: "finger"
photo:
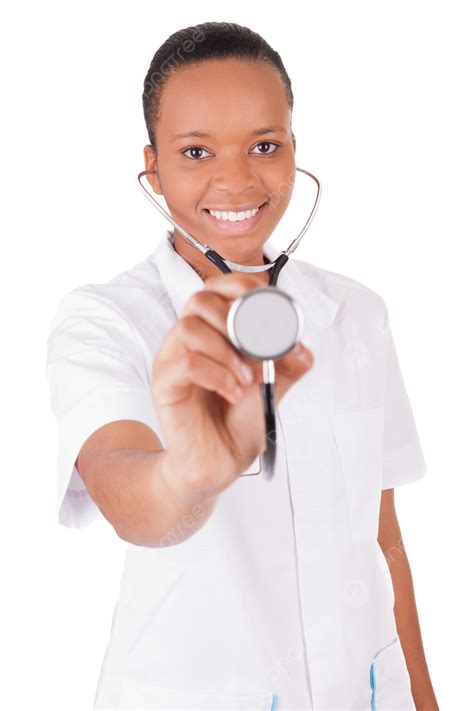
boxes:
[179,276,268,379]
[175,314,254,387]
[277,341,314,374]
[273,342,315,400]
[180,289,231,341]
[153,350,246,407]
[179,288,262,381]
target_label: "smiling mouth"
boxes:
[203,200,268,218]
[202,200,269,234]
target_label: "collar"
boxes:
[153,230,339,329]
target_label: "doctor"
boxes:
[46,21,439,711]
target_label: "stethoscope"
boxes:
[137,166,322,480]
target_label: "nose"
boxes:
[210,154,258,196]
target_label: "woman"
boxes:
[46,21,438,710]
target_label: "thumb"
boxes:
[238,342,314,398]
[274,342,315,401]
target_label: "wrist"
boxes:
[160,449,218,508]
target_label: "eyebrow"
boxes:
[170,125,287,142]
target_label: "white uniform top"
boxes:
[46,230,426,710]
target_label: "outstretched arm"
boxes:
[377,488,439,710]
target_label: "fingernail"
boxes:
[239,362,254,384]
[297,345,312,363]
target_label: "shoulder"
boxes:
[48,252,173,341]
[292,257,388,331]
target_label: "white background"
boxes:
[1,1,472,708]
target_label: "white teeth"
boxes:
[208,205,260,221]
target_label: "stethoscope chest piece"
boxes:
[226,286,304,480]
[227,287,304,360]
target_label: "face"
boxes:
[143,58,296,284]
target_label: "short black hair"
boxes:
[142,21,294,150]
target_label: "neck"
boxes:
[171,230,271,286]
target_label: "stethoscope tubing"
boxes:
[137,166,321,274]
[137,165,322,480]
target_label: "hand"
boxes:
[152,272,314,498]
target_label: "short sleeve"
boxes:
[381,302,427,489]
[46,288,159,529]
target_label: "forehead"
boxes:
[158,59,290,138]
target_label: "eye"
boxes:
[251,141,280,155]
[181,141,281,160]
[181,146,212,160]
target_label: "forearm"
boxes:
[383,537,439,710]
[85,448,219,547]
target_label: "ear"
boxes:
[143,144,163,195]
[292,132,296,154]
